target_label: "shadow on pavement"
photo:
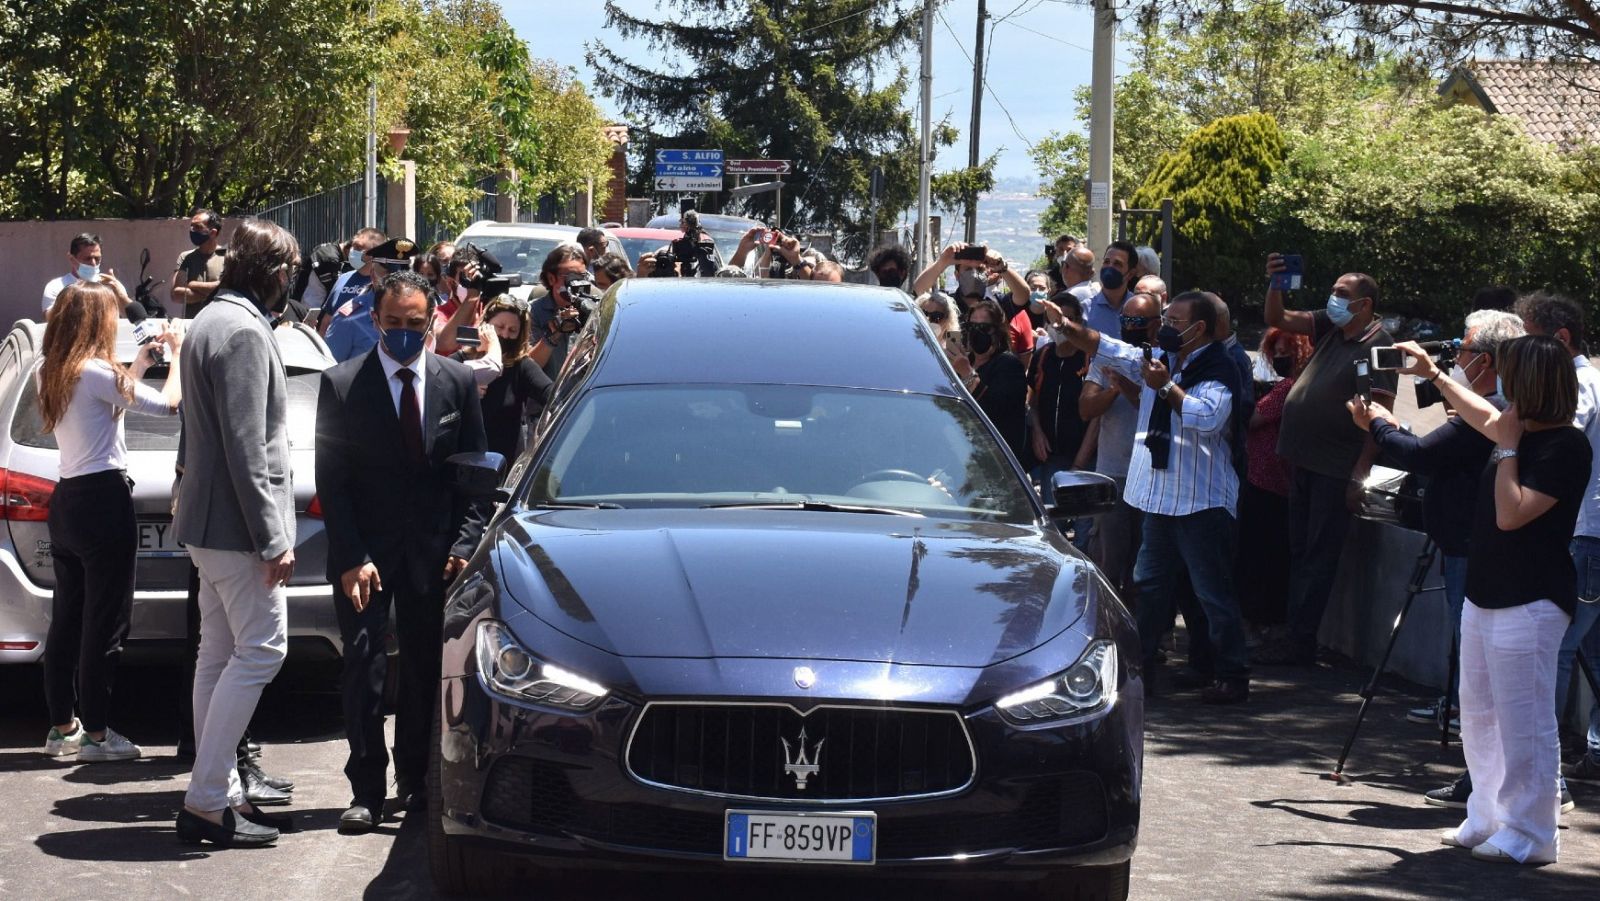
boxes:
[1270,844,1600,900]
[35,825,208,863]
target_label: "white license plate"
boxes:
[136,521,186,558]
[724,810,875,864]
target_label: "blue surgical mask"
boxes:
[378,324,427,364]
[1029,288,1048,307]
[75,262,99,281]
[1326,294,1353,327]
[348,248,365,269]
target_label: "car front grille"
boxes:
[623,703,975,802]
[479,756,1108,858]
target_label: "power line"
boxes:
[999,16,1135,67]
[936,9,1034,151]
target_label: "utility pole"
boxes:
[1086,0,1115,254]
[964,0,987,244]
[364,0,378,227]
[916,1,934,274]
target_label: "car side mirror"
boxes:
[447,451,508,502]
[1049,470,1120,523]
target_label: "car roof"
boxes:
[645,213,764,232]
[584,279,962,395]
[457,221,582,240]
[609,227,683,239]
[9,319,334,371]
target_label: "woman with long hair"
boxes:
[1394,333,1589,864]
[479,297,553,461]
[39,281,181,762]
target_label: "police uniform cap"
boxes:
[369,237,417,262]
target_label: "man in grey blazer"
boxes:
[172,219,300,849]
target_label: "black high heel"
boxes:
[176,808,279,847]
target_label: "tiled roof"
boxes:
[1441,59,1600,151]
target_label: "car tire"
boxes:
[427,690,511,896]
[1029,861,1131,901]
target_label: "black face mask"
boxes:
[499,335,519,356]
[1271,355,1294,378]
[1120,328,1148,347]
[965,325,995,356]
[876,269,904,287]
[1155,324,1185,354]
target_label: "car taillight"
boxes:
[0,640,40,651]
[306,494,323,519]
[0,468,54,521]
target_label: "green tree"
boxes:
[1258,101,1600,325]
[586,0,990,252]
[1129,112,1286,301]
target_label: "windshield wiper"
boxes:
[700,500,923,517]
[529,501,625,510]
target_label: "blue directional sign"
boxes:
[656,149,724,179]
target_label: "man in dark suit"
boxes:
[314,270,490,833]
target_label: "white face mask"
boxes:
[1448,364,1471,388]
[348,248,366,269]
[75,262,100,281]
[455,282,469,302]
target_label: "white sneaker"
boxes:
[43,722,83,757]
[77,728,142,762]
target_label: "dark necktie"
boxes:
[396,368,423,464]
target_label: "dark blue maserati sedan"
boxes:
[428,279,1143,899]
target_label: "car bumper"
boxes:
[434,672,1141,876]
[0,548,340,664]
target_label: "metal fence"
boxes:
[252,179,386,252]
[416,174,499,248]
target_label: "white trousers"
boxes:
[1454,598,1568,864]
[183,547,287,812]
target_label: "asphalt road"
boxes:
[1,653,1597,900]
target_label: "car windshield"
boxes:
[525,384,1034,522]
[617,236,675,267]
[11,367,323,452]
[460,236,571,282]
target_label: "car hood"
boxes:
[492,509,1095,668]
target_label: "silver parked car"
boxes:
[0,318,340,665]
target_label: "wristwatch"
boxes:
[1156,381,1175,400]
[1491,447,1519,464]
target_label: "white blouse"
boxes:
[47,360,174,479]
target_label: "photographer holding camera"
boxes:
[667,210,718,277]
[1347,312,1523,762]
[529,245,595,380]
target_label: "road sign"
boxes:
[726,159,792,175]
[655,176,723,192]
[656,149,724,165]
[656,162,723,178]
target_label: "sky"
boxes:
[500,0,1121,187]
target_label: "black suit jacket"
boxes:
[315,349,490,591]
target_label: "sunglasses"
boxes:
[1119,315,1153,329]
[922,308,949,323]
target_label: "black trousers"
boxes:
[1236,481,1292,625]
[1285,467,1355,646]
[335,567,444,807]
[43,470,135,732]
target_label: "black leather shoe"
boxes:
[237,805,298,833]
[177,808,279,847]
[339,804,381,834]
[240,763,292,806]
[239,757,295,793]
[1201,678,1250,705]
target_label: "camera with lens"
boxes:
[556,273,600,333]
[451,242,522,301]
[649,247,680,278]
[1402,339,1463,409]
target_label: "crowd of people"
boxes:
[29,214,1600,865]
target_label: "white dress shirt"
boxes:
[1124,342,1239,518]
[48,360,175,478]
[1571,355,1600,539]
[377,346,426,425]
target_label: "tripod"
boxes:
[1327,537,1443,782]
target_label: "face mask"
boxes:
[1029,289,1049,307]
[348,248,365,269]
[956,268,987,298]
[1496,375,1506,399]
[876,269,903,287]
[498,335,519,356]
[75,262,99,281]
[1272,355,1294,379]
[1326,294,1354,327]
[189,230,210,247]
[1099,266,1125,291]
[454,282,469,302]
[1156,322,1196,354]
[1120,328,1148,347]
[965,325,995,356]
[378,324,427,364]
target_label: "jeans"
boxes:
[1134,507,1251,680]
[42,471,136,733]
[186,547,287,811]
[1285,468,1354,648]
[1454,599,1568,863]
[1556,537,1600,758]
[1442,554,1468,709]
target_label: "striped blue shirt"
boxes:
[1124,342,1239,518]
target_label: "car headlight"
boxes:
[994,640,1117,725]
[475,620,609,712]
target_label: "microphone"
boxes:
[124,301,147,323]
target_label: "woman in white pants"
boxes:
[1394,334,1588,864]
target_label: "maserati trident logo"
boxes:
[781,727,825,790]
[793,666,816,689]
